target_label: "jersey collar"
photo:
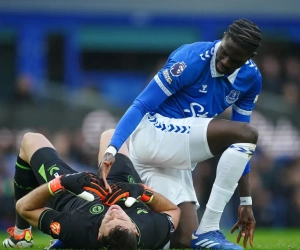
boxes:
[210,41,241,84]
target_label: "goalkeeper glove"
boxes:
[48,172,109,201]
[102,182,154,206]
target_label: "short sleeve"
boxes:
[155,45,205,95]
[149,213,172,249]
[232,71,262,121]
[38,209,75,240]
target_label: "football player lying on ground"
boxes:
[2,132,180,249]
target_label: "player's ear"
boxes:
[133,224,139,236]
[97,229,102,241]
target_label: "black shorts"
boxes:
[107,152,142,184]
[30,147,142,184]
[30,147,142,210]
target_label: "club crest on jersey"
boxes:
[50,222,61,235]
[226,90,240,104]
[170,61,187,77]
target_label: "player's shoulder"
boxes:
[171,40,217,60]
[167,40,217,78]
[239,59,262,85]
[242,59,261,76]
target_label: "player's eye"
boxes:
[221,47,227,55]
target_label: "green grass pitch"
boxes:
[0,228,299,249]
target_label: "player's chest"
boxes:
[184,76,244,104]
[175,77,247,118]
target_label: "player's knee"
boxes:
[237,123,258,144]
[100,129,115,144]
[22,132,43,147]
[101,129,115,138]
[20,132,44,154]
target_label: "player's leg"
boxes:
[3,132,53,248]
[191,119,257,249]
[26,134,80,212]
[170,202,198,248]
[99,129,142,184]
[3,133,76,248]
[132,159,198,248]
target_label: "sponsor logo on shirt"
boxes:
[50,222,61,235]
[163,69,172,84]
[170,61,187,77]
[226,90,240,104]
[199,85,208,93]
[137,208,148,214]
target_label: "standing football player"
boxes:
[99,18,262,249]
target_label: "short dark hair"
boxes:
[226,18,262,51]
[99,226,137,250]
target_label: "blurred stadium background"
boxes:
[1,0,300,235]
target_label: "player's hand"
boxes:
[98,152,115,193]
[231,205,256,248]
[102,182,154,206]
[48,172,108,201]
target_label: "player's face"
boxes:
[98,205,137,238]
[216,36,254,75]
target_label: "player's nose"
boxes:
[221,57,231,68]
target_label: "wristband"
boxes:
[140,185,154,203]
[105,146,117,156]
[48,177,64,196]
[140,192,154,203]
[240,196,252,205]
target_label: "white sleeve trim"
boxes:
[154,74,172,97]
[232,104,252,116]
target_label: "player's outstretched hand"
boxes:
[98,152,115,193]
[231,205,256,248]
[48,172,109,202]
[102,182,154,206]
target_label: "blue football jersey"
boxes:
[109,40,262,151]
[153,40,262,119]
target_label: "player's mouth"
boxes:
[216,62,226,74]
[108,205,121,212]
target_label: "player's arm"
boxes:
[230,71,261,177]
[16,173,107,228]
[238,174,251,198]
[147,190,181,231]
[230,73,261,247]
[98,79,171,189]
[16,183,52,228]
[98,129,130,162]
